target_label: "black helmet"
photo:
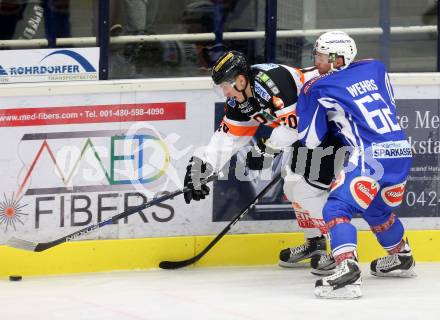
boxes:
[211,50,250,85]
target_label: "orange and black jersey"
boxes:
[219,64,318,137]
[201,63,340,188]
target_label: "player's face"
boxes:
[215,75,247,102]
[314,52,346,74]
[314,52,333,74]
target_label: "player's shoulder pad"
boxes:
[252,69,280,98]
[299,66,320,83]
[300,66,318,74]
[302,72,332,95]
[251,63,280,72]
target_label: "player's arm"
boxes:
[297,87,329,149]
[245,102,301,170]
[196,117,258,171]
[184,103,259,204]
[236,73,299,169]
[197,101,260,171]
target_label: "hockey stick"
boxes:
[6,174,219,252]
[159,171,283,269]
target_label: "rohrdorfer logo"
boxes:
[0,48,99,83]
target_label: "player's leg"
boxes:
[314,169,368,299]
[362,182,416,277]
[314,196,362,299]
[279,171,335,274]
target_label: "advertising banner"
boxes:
[0,76,439,245]
[0,48,99,83]
[396,100,440,219]
[0,89,218,243]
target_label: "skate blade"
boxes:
[371,268,417,278]
[278,260,310,269]
[314,284,362,299]
[311,268,336,276]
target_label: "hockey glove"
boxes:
[184,156,215,204]
[237,97,262,117]
[246,138,281,171]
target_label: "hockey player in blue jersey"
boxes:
[296,31,415,299]
[183,50,345,275]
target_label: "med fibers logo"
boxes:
[9,49,96,76]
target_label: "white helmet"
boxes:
[313,31,357,69]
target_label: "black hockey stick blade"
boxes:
[159,256,198,270]
[159,172,282,269]
[6,174,219,252]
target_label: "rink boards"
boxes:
[0,74,439,276]
[0,230,439,276]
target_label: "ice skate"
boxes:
[311,252,336,276]
[370,240,416,278]
[279,236,326,268]
[314,257,362,299]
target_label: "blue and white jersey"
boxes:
[297,59,411,163]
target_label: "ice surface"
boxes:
[1,263,439,320]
